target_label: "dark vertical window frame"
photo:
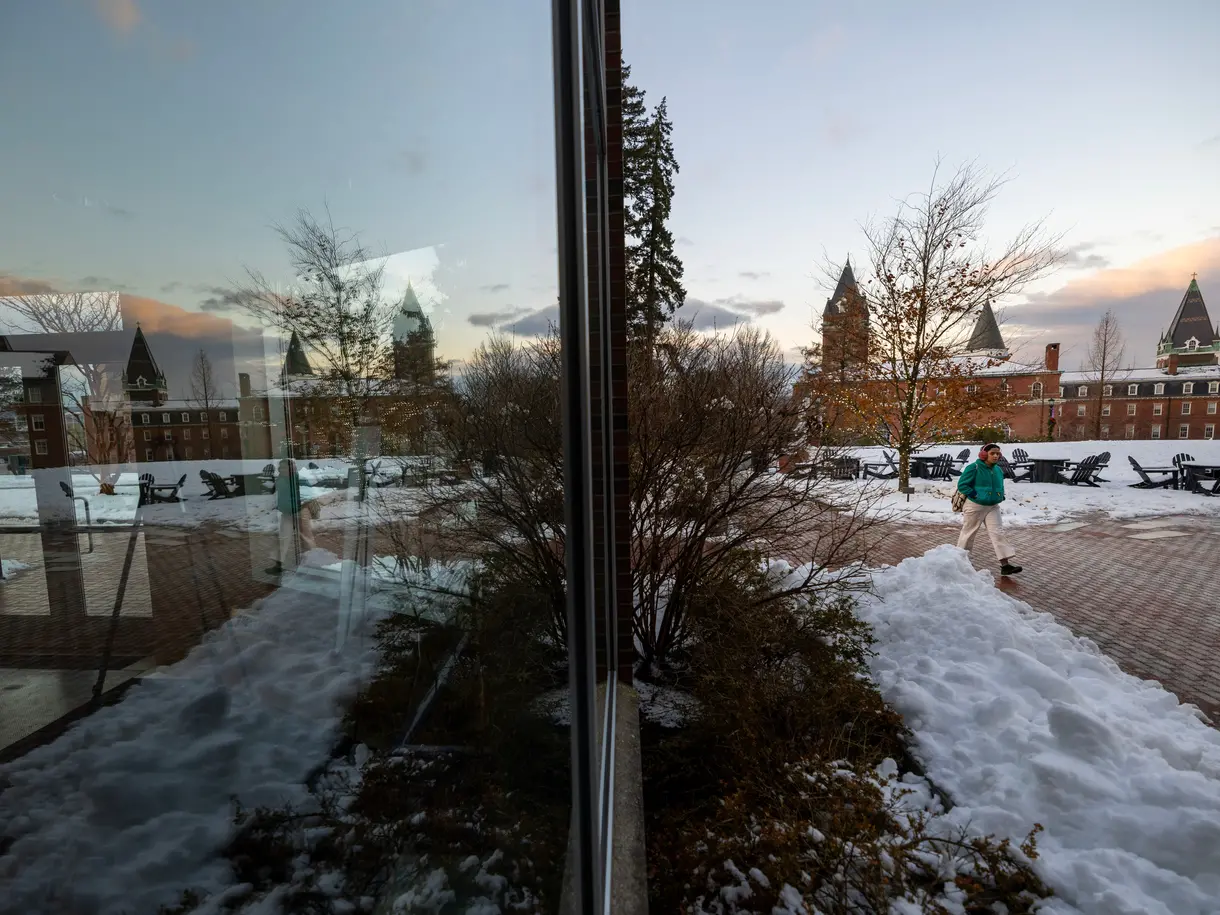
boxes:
[552,0,602,911]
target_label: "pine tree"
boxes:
[622,73,685,338]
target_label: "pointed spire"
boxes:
[824,260,860,317]
[124,324,167,391]
[282,331,314,377]
[1166,276,1215,349]
[966,301,1007,353]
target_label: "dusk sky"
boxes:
[2,0,1219,389]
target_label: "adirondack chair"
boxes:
[139,472,156,504]
[996,455,1019,481]
[1172,452,1195,469]
[159,474,188,502]
[927,453,955,481]
[1011,448,1030,464]
[1093,451,1112,483]
[200,469,221,499]
[862,450,898,479]
[1064,455,1101,487]
[204,471,239,499]
[827,456,860,480]
[1127,456,1174,489]
[955,448,970,465]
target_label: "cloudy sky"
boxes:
[1,0,1218,386]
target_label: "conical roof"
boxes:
[966,301,1007,352]
[124,324,166,388]
[282,330,314,377]
[393,281,432,340]
[824,260,861,316]
[1166,278,1215,349]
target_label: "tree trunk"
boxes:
[897,443,911,491]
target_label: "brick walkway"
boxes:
[869,514,1220,721]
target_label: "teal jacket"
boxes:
[276,472,303,515]
[957,459,1006,506]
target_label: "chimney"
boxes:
[1167,354,1178,376]
[239,372,252,397]
[1044,342,1060,372]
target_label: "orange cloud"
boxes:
[1038,236,1220,307]
[95,0,141,34]
[120,294,236,340]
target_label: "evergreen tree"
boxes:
[622,71,685,338]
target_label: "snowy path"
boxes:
[0,552,386,915]
[859,547,1220,915]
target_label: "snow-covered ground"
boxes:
[835,439,1220,526]
[0,458,432,531]
[0,551,383,915]
[0,551,470,915]
[0,558,30,581]
[859,546,1220,915]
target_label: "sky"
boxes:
[1,0,1218,391]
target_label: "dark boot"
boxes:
[1000,562,1023,576]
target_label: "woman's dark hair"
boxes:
[981,443,1001,454]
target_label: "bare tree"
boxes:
[1083,310,1128,440]
[237,208,399,461]
[803,162,1062,487]
[188,347,222,457]
[0,291,131,491]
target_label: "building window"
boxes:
[1153,403,1163,416]
[141,413,150,424]
[254,405,264,420]
[35,440,49,455]
[202,429,210,440]
[1058,386,1065,397]
[1179,424,1190,439]
[145,448,154,461]
[1077,385,1087,396]
[1205,424,1216,440]
[1183,382,1194,394]
[1101,405,1110,416]
[998,380,1009,392]
[1151,424,1162,439]
[1125,424,1135,439]
[1100,425,1109,437]
[1128,383,1138,395]
[1209,402,1218,415]
[1103,384,1112,396]
[185,446,193,459]
[965,384,978,394]
[200,412,208,422]
[181,411,190,422]
[1076,404,1086,416]
[31,414,46,431]
[221,428,229,439]
[1031,381,1043,398]
[144,430,151,442]
[1209,382,1219,394]
[218,411,227,421]
[183,429,191,440]
[1154,383,1165,395]
[1182,402,1192,415]
[161,413,170,423]
[165,431,173,441]
[27,387,43,403]
[1127,403,1137,416]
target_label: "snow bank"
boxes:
[859,546,1220,915]
[0,551,389,915]
[0,558,30,581]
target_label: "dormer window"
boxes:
[1077,385,1088,396]
[161,413,170,423]
[1186,337,1199,350]
[136,375,147,387]
[1154,383,1165,395]
[181,412,190,422]
[1103,385,1112,396]
[1128,384,1138,395]
[1183,382,1194,394]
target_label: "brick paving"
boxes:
[869,513,1220,721]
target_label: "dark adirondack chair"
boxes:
[862,450,898,480]
[160,474,188,502]
[1064,455,1101,487]
[1128,456,1174,489]
[996,455,1019,481]
[1093,451,1112,483]
[204,471,239,499]
[955,448,971,465]
[139,472,156,504]
[1172,452,1195,469]
[1011,447,1030,464]
[927,453,955,481]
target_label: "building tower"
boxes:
[281,330,315,381]
[820,259,869,379]
[392,282,437,383]
[122,324,169,405]
[1157,276,1218,369]
[964,300,1009,359]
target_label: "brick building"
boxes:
[805,267,1218,443]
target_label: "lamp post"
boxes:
[1046,397,1057,441]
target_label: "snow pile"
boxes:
[0,558,30,581]
[858,546,1220,915]
[0,552,390,915]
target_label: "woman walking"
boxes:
[956,444,1022,576]
[267,457,317,576]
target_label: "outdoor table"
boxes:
[1140,466,1181,490]
[909,456,939,479]
[1026,457,1071,484]
[1180,462,1220,495]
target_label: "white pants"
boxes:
[957,501,1014,563]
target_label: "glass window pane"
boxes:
[0,4,575,912]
